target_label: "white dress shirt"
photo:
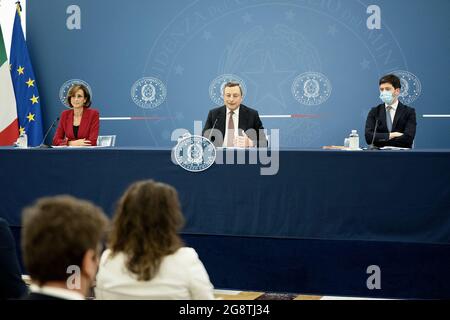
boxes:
[95,247,215,300]
[223,106,240,147]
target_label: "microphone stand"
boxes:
[207,118,219,142]
[38,117,59,148]
[367,119,379,150]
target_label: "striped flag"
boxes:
[0,24,19,146]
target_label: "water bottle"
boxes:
[349,130,359,150]
[17,132,28,148]
[344,138,350,148]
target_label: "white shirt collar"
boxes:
[226,106,240,116]
[385,99,399,111]
[30,284,85,300]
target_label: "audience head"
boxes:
[22,195,108,296]
[109,180,185,281]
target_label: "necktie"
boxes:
[386,106,393,132]
[227,111,235,147]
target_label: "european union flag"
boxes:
[10,4,43,147]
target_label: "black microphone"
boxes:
[368,119,379,150]
[39,117,59,148]
[207,117,219,142]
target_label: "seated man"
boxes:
[21,196,108,300]
[202,82,267,148]
[365,74,416,148]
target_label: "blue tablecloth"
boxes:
[1,148,449,244]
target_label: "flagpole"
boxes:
[15,1,22,15]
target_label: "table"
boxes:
[1,148,450,298]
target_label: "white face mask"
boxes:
[380,91,395,105]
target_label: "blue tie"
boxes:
[386,106,393,132]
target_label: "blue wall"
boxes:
[27,0,450,148]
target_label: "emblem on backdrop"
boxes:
[393,70,421,104]
[131,77,167,109]
[291,72,332,106]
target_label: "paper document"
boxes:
[379,146,411,150]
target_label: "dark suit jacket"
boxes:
[21,292,68,300]
[202,104,267,147]
[52,107,99,146]
[365,102,416,148]
[0,218,27,300]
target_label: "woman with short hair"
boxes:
[52,84,99,146]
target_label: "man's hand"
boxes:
[68,139,92,146]
[389,132,403,140]
[234,133,254,148]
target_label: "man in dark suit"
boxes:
[0,218,27,300]
[365,74,417,148]
[203,82,267,147]
[21,196,108,300]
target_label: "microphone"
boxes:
[207,117,219,142]
[39,117,60,148]
[368,119,379,150]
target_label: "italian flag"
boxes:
[0,25,18,145]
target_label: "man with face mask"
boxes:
[365,74,417,148]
